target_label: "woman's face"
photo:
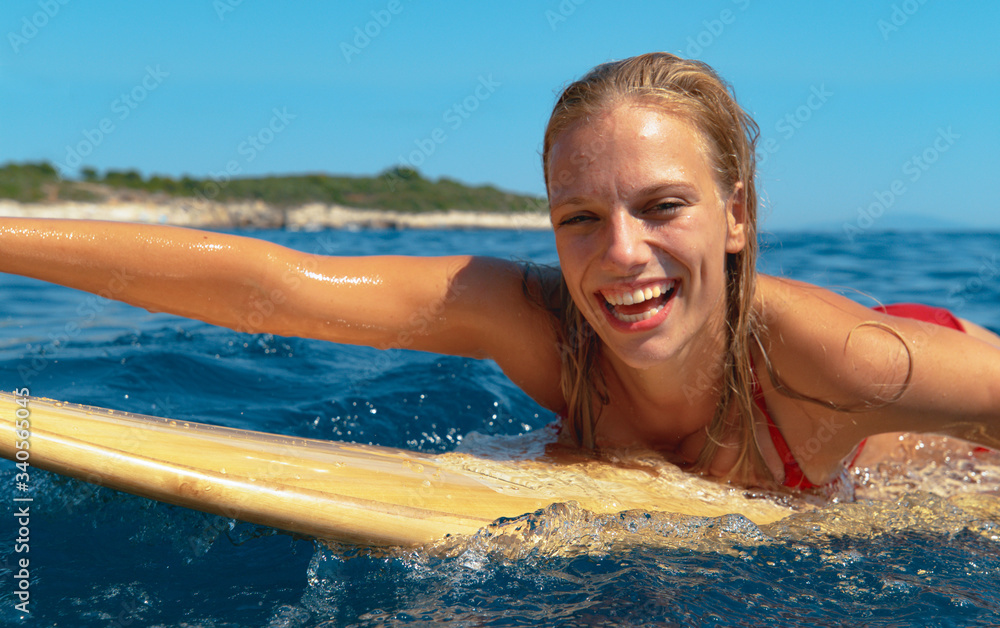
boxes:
[547,102,746,370]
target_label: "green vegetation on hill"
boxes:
[0,162,102,203]
[0,162,546,214]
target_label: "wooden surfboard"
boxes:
[0,392,794,547]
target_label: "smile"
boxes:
[599,280,677,324]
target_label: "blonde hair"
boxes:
[538,52,768,485]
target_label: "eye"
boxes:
[556,213,597,227]
[645,201,683,216]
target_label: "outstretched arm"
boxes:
[0,218,565,408]
[757,275,1000,482]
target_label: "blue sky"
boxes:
[1,1,997,230]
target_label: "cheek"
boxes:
[668,221,727,286]
[555,239,594,305]
[555,236,587,276]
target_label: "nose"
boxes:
[601,209,651,274]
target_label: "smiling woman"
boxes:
[546,106,748,458]
[527,52,1000,487]
[538,53,762,480]
[1,52,999,495]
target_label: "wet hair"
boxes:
[535,52,768,485]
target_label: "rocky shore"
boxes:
[0,199,552,231]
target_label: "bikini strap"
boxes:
[750,358,818,489]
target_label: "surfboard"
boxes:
[0,392,795,547]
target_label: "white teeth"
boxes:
[602,281,673,307]
[615,303,666,323]
[600,281,676,323]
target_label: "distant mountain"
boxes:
[775,211,981,234]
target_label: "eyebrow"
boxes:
[549,181,700,211]
[548,195,590,210]
[634,181,700,199]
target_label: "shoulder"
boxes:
[753,274,910,408]
[752,274,1000,475]
[452,257,562,326]
[749,275,914,481]
[456,258,568,412]
[755,274,871,326]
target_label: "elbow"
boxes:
[225,249,304,335]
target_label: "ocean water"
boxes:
[1,226,999,627]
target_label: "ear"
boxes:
[724,182,747,254]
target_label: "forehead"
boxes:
[547,103,717,202]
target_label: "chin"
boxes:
[595,329,686,370]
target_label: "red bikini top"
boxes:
[753,303,965,489]
[751,364,820,489]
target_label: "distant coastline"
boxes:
[0,199,552,231]
[0,161,551,230]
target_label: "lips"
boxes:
[598,280,677,324]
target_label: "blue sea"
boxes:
[2,227,1000,627]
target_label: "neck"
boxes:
[601,313,731,449]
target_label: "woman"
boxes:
[3,53,999,490]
